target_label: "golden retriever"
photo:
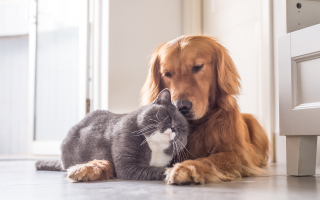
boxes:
[141,35,269,185]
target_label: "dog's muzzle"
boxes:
[173,100,193,116]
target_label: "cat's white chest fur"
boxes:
[146,129,175,167]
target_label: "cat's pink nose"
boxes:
[163,128,172,135]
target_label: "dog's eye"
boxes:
[164,72,172,78]
[192,64,204,73]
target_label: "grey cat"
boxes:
[36,89,189,181]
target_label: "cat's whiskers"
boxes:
[140,131,157,146]
[172,141,180,161]
[162,116,169,123]
[132,125,157,134]
[148,119,161,125]
[172,141,179,162]
[134,128,157,136]
[177,141,187,161]
[156,110,163,124]
[176,141,187,162]
[209,144,219,154]
[173,141,185,161]
[133,127,156,135]
[176,138,197,158]
[175,141,186,162]
[173,139,186,161]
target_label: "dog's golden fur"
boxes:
[141,35,269,184]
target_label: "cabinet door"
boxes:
[279,24,320,137]
[279,24,320,176]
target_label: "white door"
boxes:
[29,0,89,155]
[279,24,320,176]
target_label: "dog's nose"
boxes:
[173,100,193,115]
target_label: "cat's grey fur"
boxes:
[36,89,188,180]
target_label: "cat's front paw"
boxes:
[67,160,115,182]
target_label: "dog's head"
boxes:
[141,35,240,120]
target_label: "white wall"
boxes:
[202,0,273,142]
[108,0,182,113]
[203,0,261,115]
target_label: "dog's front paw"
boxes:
[165,161,205,185]
[67,160,114,182]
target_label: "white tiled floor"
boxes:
[0,160,319,200]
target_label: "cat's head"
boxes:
[136,89,189,155]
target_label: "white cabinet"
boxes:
[279,24,320,176]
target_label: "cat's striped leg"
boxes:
[67,160,115,182]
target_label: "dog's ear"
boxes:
[213,42,241,110]
[140,43,166,105]
[216,45,240,96]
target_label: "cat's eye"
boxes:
[177,127,185,132]
[164,72,172,78]
[192,64,204,73]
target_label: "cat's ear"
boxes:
[154,88,172,105]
